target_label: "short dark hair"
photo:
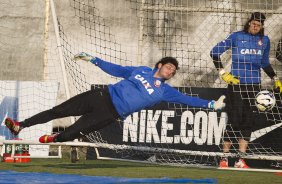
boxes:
[155,57,179,70]
[243,12,266,36]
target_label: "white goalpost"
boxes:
[0,0,282,170]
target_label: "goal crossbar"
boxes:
[142,5,282,14]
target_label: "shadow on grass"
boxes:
[43,162,155,169]
[10,162,155,170]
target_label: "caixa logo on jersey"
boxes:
[122,109,227,146]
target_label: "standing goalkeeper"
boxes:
[210,12,282,168]
[5,55,225,143]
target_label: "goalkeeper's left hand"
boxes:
[74,52,95,62]
[208,95,226,110]
[274,76,282,93]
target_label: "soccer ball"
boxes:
[255,90,276,111]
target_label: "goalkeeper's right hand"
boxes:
[219,69,239,85]
[208,95,226,111]
[74,52,95,62]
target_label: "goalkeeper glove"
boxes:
[74,52,95,62]
[219,69,239,85]
[208,95,226,110]
[273,76,282,93]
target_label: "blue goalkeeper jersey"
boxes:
[211,31,271,84]
[92,58,211,119]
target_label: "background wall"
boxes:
[1,0,282,82]
[0,0,46,80]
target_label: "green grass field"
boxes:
[0,156,281,184]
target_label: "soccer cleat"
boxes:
[39,133,59,143]
[219,158,229,168]
[234,159,250,168]
[5,118,22,135]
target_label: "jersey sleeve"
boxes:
[276,39,282,62]
[163,85,210,108]
[210,33,234,60]
[91,57,137,79]
[261,36,271,68]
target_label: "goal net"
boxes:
[0,0,282,169]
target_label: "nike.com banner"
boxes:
[95,86,282,153]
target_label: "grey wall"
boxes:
[1,0,282,84]
[0,0,46,80]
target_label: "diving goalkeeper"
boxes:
[5,54,225,143]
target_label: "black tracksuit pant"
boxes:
[21,87,120,142]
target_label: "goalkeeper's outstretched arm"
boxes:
[92,57,137,79]
[163,85,226,111]
[74,52,137,79]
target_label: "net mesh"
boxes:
[0,0,282,168]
